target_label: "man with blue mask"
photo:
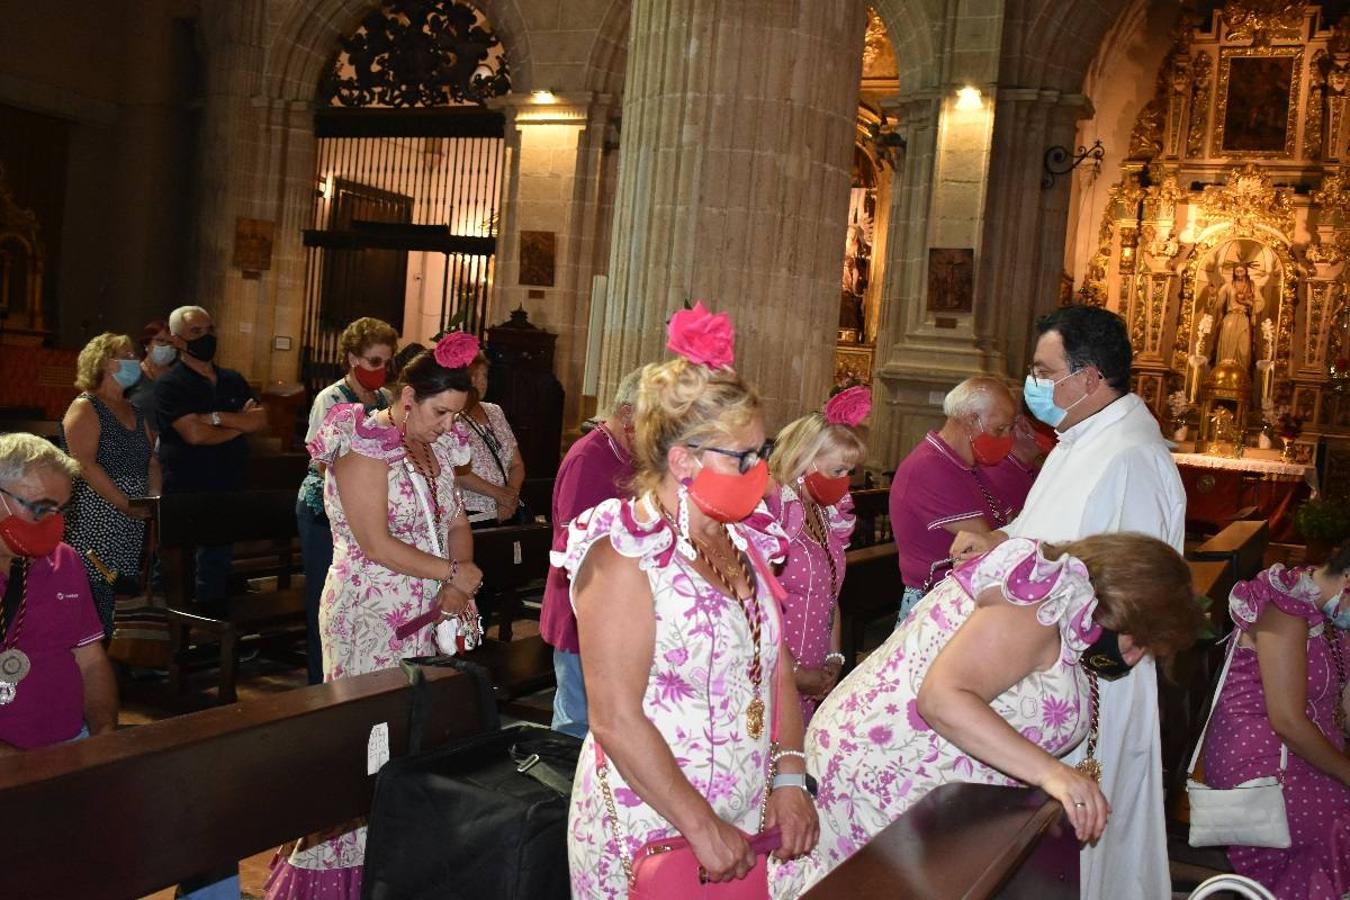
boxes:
[951,306,1184,900]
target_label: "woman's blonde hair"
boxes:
[769,412,866,485]
[630,359,760,495]
[338,317,399,360]
[1042,533,1202,662]
[75,333,134,391]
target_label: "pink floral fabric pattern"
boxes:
[1203,565,1350,899]
[554,496,787,899]
[268,403,470,894]
[762,483,854,725]
[769,538,1093,898]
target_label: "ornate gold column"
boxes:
[596,0,868,426]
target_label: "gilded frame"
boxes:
[1212,46,1303,158]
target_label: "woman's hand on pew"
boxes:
[765,784,820,860]
[1038,762,1109,844]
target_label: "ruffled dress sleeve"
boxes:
[952,536,1099,665]
[1228,564,1324,632]
[549,497,678,609]
[734,497,790,568]
[432,420,473,469]
[827,492,856,548]
[307,402,406,467]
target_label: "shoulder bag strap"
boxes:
[1188,631,1287,779]
[462,412,510,484]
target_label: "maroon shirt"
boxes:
[889,432,1036,589]
[0,543,104,749]
[541,425,635,653]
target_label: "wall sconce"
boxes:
[1042,140,1105,189]
[865,113,906,171]
[955,86,983,110]
[530,89,558,104]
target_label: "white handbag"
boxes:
[1186,634,1291,849]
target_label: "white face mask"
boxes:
[1323,590,1350,630]
[149,344,177,367]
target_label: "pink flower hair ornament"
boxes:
[433,331,481,370]
[667,301,736,369]
[824,385,871,427]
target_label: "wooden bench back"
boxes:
[155,489,302,550]
[849,487,892,548]
[837,542,901,670]
[802,783,1076,899]
[0,666,489,899]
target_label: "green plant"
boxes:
[1294,498,1350,544]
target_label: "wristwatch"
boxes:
[210,411,222,427]
[771,772,819,798]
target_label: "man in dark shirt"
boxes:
[153,305,268,609]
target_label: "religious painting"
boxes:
[1215,50,1300,156]
[518,230,556,287]
[926,248,974,314]
[232,217,274,272]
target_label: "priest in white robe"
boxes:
[953,306,1184,900]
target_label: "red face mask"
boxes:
[353,364,387,391]
[970,425,1015,467]
[804,471,850,506]
[686,460,769,523]
[0,510,65,558]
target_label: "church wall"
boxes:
[1065,0,1182,296]
[0,0,198,349]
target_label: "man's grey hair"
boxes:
[943,376,1012,420]
[602,368,643,420]
[168,305,211,337]
[0,433,80,485]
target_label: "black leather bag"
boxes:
[361,657,582,900]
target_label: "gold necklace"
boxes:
[651,495,766,739]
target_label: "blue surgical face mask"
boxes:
[1323,591,1350,630]
[1023,369,1086,429]
[112,359,142,389]
[148,343,177,367]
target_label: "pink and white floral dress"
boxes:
[770,538,1095,898]
[761,483,854,725]
[555,496,788,899]
[264,403,470,900]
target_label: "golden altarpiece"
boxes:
[1082,1,1350,466]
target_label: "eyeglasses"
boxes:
[0,485,68,521]
[687,439,775,474]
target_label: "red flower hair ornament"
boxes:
[667,301,736,369]
[824,385,871,427]
[434,331,480,370]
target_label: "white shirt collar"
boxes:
[1056,393,1141,447]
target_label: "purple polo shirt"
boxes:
[541,425,635,653]
[0,543,104,749]
[889,432,1036,589]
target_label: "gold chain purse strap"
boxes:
[594,740,773,886]
[1074,671,1103,783]
[1322,615,1349,739]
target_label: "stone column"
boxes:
[491,92,620,432]
[596,0,867,428]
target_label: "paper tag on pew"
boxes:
[513,540,522,565]
[368,722,390,775]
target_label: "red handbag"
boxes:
[628,827,782,899]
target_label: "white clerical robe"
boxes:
[1004,393,1184,900]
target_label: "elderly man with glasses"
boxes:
[0,433,118,751]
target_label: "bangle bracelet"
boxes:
[824,652,845,666]
[772,748,806,766]
[445,559,459,582]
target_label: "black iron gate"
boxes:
[301,107,505,395]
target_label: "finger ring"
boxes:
[1073,801,1086,808]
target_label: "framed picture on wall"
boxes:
[519,230,556,286]
[1214,48,1301,156]
[926,248,974,314]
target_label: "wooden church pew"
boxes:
[803,783,1077,899]
[0,666,491,899]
